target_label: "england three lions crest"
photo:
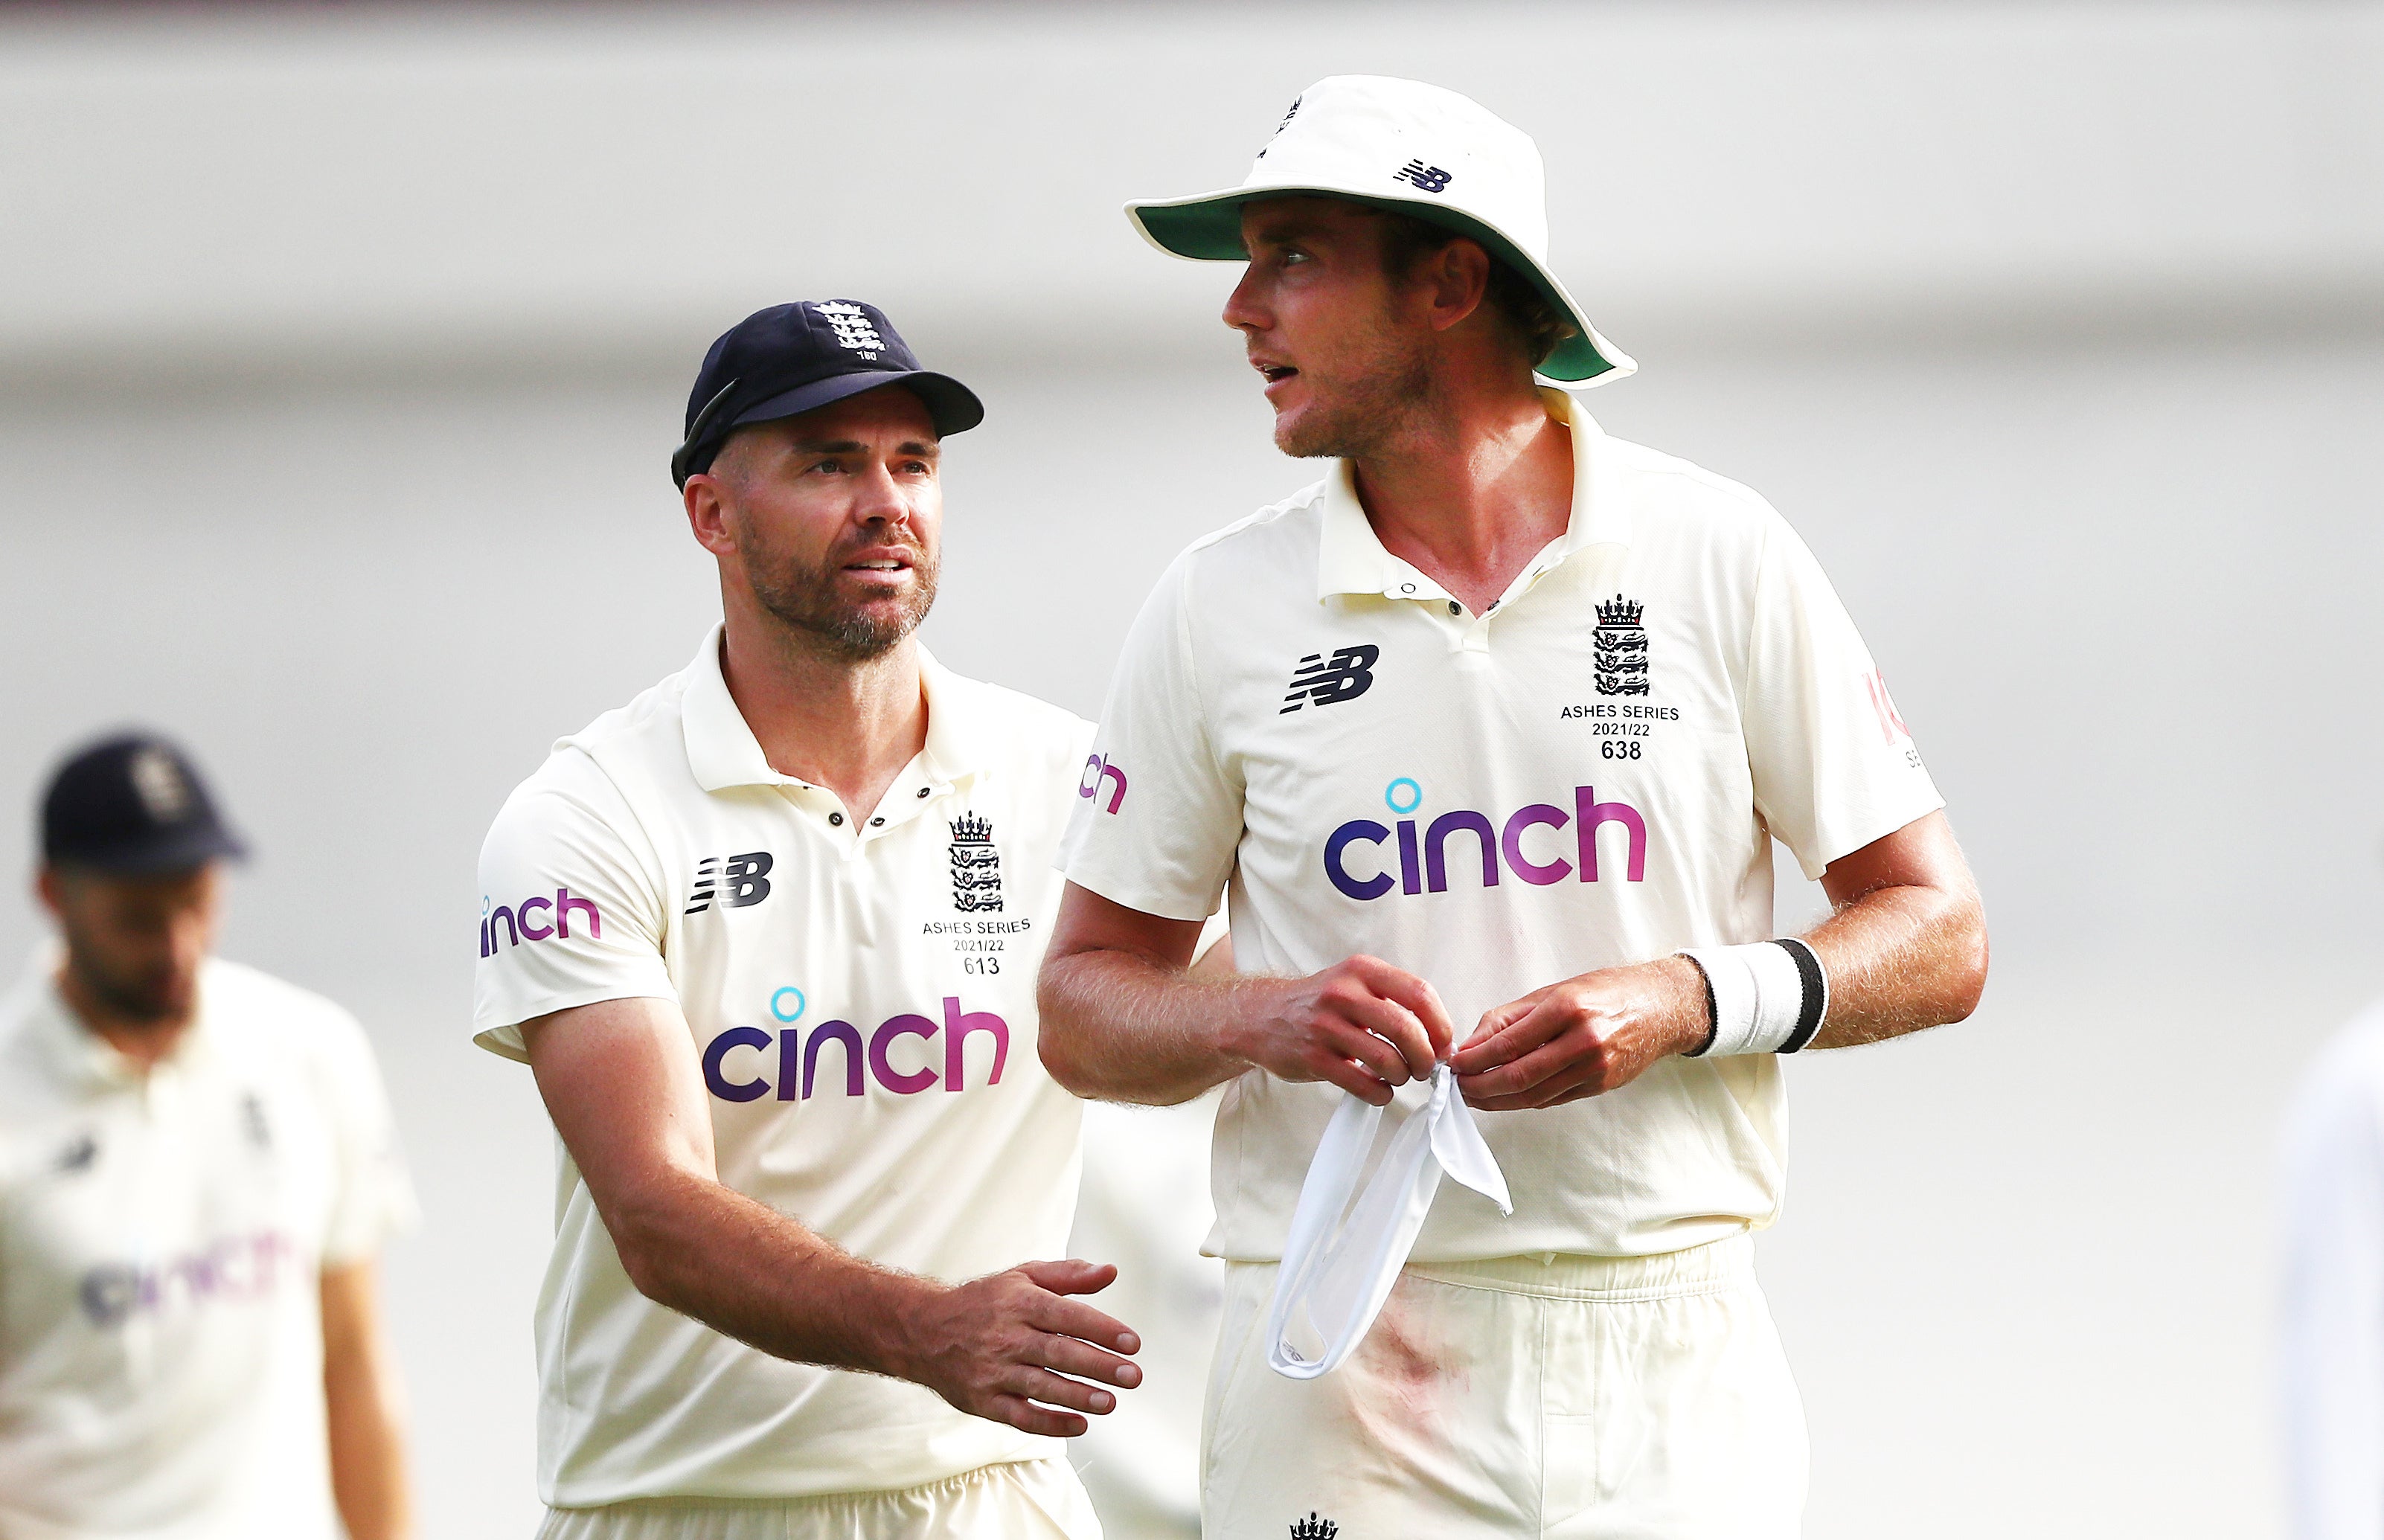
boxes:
[1594,593,1650,696]
[949,813,1004,913]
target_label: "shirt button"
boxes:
[1400,583,1416,594]
[1447,601,1461,616]
[1488,600,1499,611]
[916,786,930,798]
[870,816,884,827]
[828,812,845,827]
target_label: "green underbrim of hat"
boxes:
[1134,191,1620,385]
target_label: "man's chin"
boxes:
[1273,410,1347,461]
[801,602,930,660]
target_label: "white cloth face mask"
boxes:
[1264,1062,1513,1379]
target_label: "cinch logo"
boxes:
[1322,779,1648,901]
[482,888,601,956]
[702,995,1009,1102]
[1864,668,1911,744]
[1078,753,1128,814]
[79,1230,295,1328]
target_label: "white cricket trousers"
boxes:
[535,1458,1100,1540]
[1202,1233,1807,1539]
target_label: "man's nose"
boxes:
[851,462,915,529]
[1221,264,1266,333]
[166,912,209,977]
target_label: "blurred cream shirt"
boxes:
[2280,994,2384,1540]
[1059,390,1944,1265]
[0,957,416,1540]
[473,629,1096,1507]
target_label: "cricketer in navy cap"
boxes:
[671,301,984,488]
[40,732,247,876]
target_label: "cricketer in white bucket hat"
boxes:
[1052,67,1988,1539]
[1127,74,1635,385]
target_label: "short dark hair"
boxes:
[1377,211,1573,369]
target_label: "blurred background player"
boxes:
[0,733,417,1539]
[2280,986,2384,1540]
[1041,77,1988,1537]
[472,301,1142,1540]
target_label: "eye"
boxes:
[1281,248,1313,267]
[810,458,845,475]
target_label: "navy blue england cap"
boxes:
[40,732,248,874]
[670,300,985,487]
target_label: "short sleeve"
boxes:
[1742,513,1945,879]
[1058,554,1245,923]
[309,1007,419,1267]
[472,753,676,1062]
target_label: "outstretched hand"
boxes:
[894,1260,1142,1438]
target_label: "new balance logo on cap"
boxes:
[1281,646,1380,713]
[1393,158,1452,193]
[686,853,775,914]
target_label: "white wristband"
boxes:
[1678,940,1827,1057]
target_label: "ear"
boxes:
[682,473,739,559]
[1422,238,1494,335]
[35,864,65,919]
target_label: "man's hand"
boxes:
[892,1260,1143,1438]
[524,999,1146,1433]
[1225,955,1455,1106]
[1450,957,1707,1111]
[1038,885,1453,1106]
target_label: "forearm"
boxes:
[607,1164,939,1377]
[320,1264,411,1540]
[1038,946,1269,1105]
[1799,876,1986,1049]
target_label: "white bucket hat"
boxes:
[1127,74,1635,386]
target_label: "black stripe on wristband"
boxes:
[1772,938,1827,1052]
[1678,952,1720,1057]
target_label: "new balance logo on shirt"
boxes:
[686,853,774,914]
[1281,645,1380,713]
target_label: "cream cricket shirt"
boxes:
[0,957,416,1540]
[473,629,1096,1507]
[1060,390,1944,1265]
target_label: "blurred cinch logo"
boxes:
[702,995,1009,1102]
[79,1231,295,1328]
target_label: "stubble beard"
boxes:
[64,943,188,1026]
[748,539,940,662]
[1272,322,1438,461]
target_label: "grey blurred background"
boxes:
[3,3,2380,1536]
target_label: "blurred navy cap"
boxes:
[40,733,247,874]
[670,300,984,488]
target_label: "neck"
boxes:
[1348,379,1573,616]
[56,962,190,1074]
[717,603,929,823]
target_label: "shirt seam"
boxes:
[555,744,678,963]
[1175,551,1237,804]
[1741,513,1780,842]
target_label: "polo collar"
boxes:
[14,954,213,1095]
[680,626,987,795]
[1316,388,1632,601]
